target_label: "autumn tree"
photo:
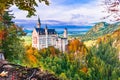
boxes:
[68,39,82,54]
[102,0,120,21]
[68,38,88,57]
[0,10,13,47]
[2,25,26,63]
[0,10,26,63]
[24,45,39,67]
[0,24,7,50]
[0,0,49,17]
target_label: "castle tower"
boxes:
[37,16,41,50]
[45,25,48,48]
[37,16,41,28]
[63,28,68,38]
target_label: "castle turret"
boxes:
[45,25,48,48]
[45,25,48,35]
[63,28,68,38]
[37,16,41,50]
[37,16,41,28]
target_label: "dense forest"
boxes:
[0,0,120,80]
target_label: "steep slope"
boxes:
[82,22,120,41]
[84,28,120,60]
[97,29,120,60]
[109,29,120,49]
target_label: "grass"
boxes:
[21,36,32,45]
[84,40,97,47]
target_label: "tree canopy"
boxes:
[0,0,49,17]
[102,0,120,21]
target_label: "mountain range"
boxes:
[82,22,120,41]
[13,19,93,28]
[13,19,92,36]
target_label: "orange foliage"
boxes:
[0,29,7,40]
[49,46,56,56]
[68,39,88,60]
[0,16,3,21]
[68,39,83,52]
[27,54,37,64]
[25,45,39,65]
[27,48,34,54]
[112,29,120,38]
[81,67,88,73]
[68,39,86,53]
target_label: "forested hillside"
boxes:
[82,22,120,41]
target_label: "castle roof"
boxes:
[35,28,56,35]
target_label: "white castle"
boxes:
[32,17,68,52]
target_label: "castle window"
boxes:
[33,37,37,44]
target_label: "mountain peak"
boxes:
[82,22,120,41]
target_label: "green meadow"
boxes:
[21,36,32,45]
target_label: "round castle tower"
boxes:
[63,28,68,38]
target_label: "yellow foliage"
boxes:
[84,40,97,47]
[68,39,88,57]
[25,45,39,66]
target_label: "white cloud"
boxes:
[10,0,111,25]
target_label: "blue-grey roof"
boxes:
[35,28,56,35]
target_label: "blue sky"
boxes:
[52,0,92,5]
[53,0,95,5]
[10,0,110,26]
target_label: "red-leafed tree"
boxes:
[0,28,7,41]
[102,0,120,21]
[0,26,7,48]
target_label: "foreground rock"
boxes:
[0,61,59,80]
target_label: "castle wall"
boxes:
[32,27,68,52]
[32,29,38,49]
[37,34,57,50]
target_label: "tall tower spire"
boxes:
[45,24,48,48]
[63,28,68,38]
[37,16,41,28]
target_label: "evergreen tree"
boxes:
[87,41,120,79]
[0,9,26,63]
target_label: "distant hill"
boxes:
[82,22,120,41]
[23,29,32,35]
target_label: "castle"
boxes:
[32,17,68,52]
